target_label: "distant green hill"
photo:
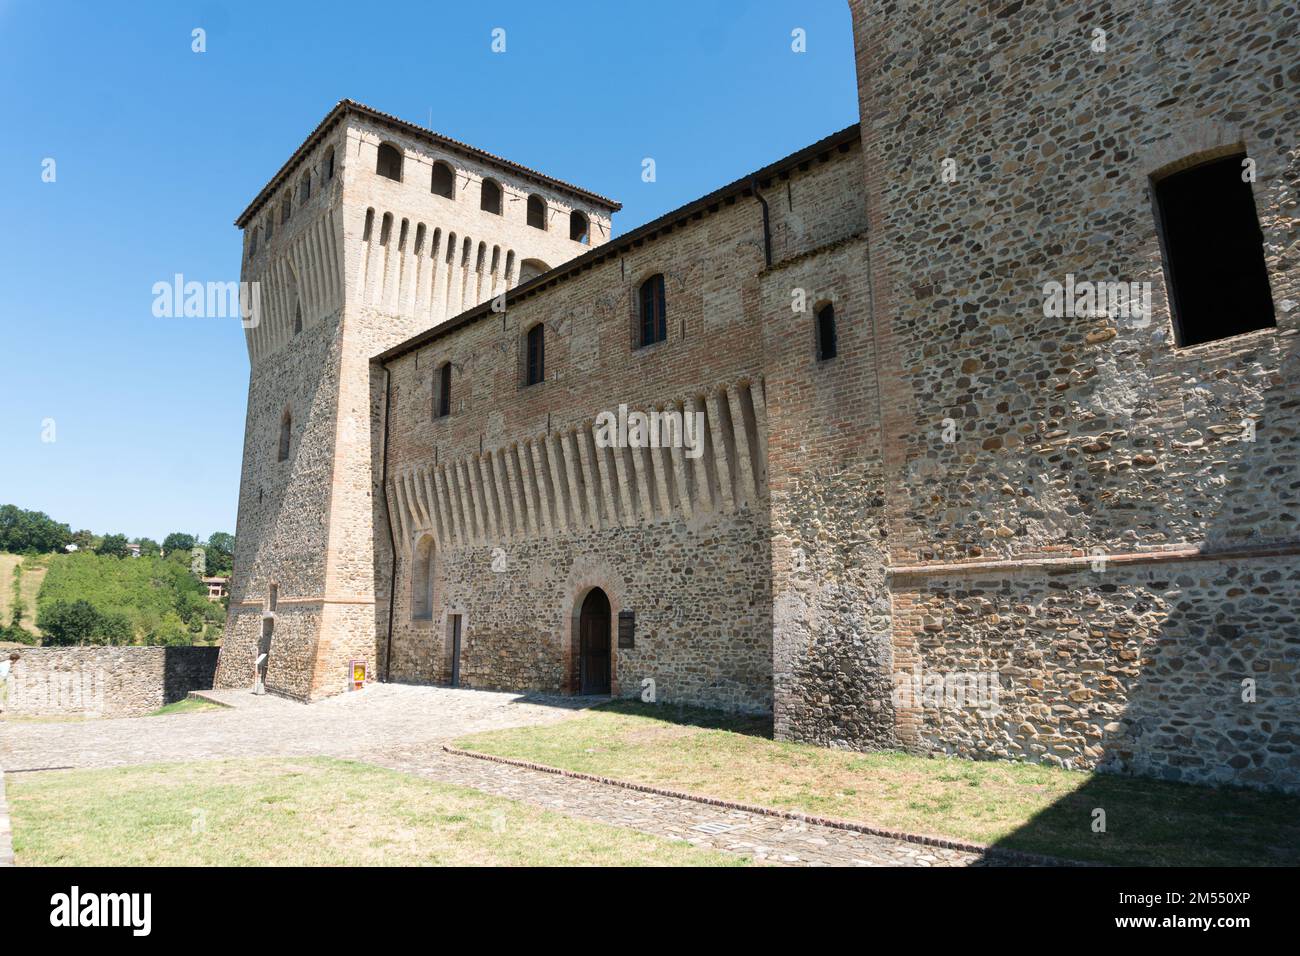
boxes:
[32,551,224,646]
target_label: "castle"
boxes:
[216,0,1300,793]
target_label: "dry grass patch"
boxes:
[0,552,46,638]
[456,700,1300,867]
[8,757,748,867]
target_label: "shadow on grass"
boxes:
[986,768,1300,867]
[564,701,1299,866]
[584,698,775,740]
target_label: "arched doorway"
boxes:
[578,588,611,695]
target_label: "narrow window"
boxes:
[638,274,667,347]
[265,215,274,242]
[280,197,291,224]
[481,178,502,214]
[1154,152,1276,346]
[431,161,455,198]
[527,195,547,230]
[268,584,278,611]
[526,324,545,386]
[362,208,374,241]
[379,212,393,246]
[277,409,291,462]
[570,210,589,243]
[294,302,303,335]
[325,148,335,181]
[299,174,311,203]
[411,536,434,621]
[247,227,258,260]
[816,302,837,360]
[436,361,451,418]
[376,142,403,181]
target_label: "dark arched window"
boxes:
[431,161,455,198]
[277,408,291,462]
[280,197,291,224]
[247,227,258,260]
[435,361,451,418]
[525,324,545,386]
[298,174,311,203]
[638,274,667,347]
[527,195,547,230]
[376,143,403,181]
[481,178,502,214]
[816,302,837,361]
[570,210,589,243]
[324,148,335,181]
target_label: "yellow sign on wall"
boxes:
[350,660,366,690]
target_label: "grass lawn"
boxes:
[149,698,223,717]
[455,700,1300,867]
[7,757,748,867]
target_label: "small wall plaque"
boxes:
[618,610,635,649]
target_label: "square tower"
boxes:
[215,100,619,699]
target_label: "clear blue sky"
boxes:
[0,0,858,543]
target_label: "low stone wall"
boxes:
[1,647,220,718]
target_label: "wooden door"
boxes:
[579,589,611,695]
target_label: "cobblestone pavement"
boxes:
[1,685,1001,867]
[0,684,590,771]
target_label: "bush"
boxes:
[0,622,39,645]
[38,599,105,645]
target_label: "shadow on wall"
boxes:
[981,343,1300,862]
[162,646,221,705]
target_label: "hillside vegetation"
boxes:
[0,553,46,639]
[35,551,224,646]
[0,503,233,646]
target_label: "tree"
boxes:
[136,537,161,557]
[71,529,95,551]
[38,599,104,645]
[162,532,196,553]
[0,504,72,554]
[205,531,235,577]
[98,533,131,558]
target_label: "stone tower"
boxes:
[215,101,619,699]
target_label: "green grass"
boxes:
[455,700,1300,867]
[148,698,223,717]
[7,757,749,867]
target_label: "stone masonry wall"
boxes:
[4,647,220,719]
[846,0,1300,789]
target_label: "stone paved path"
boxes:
[1,685,1002,866]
